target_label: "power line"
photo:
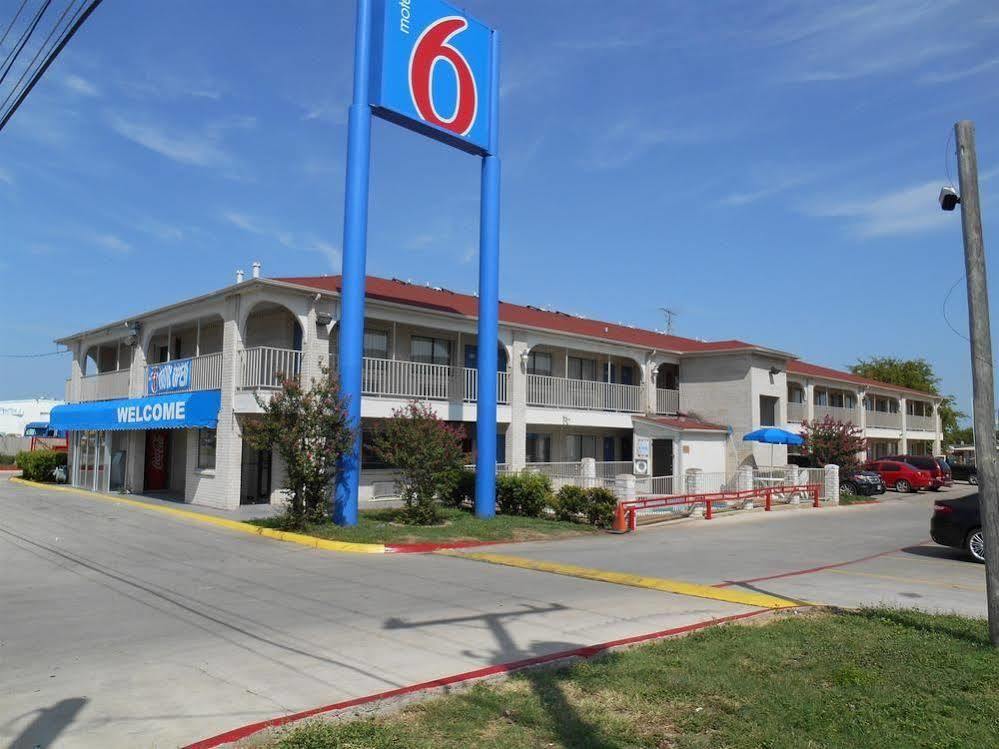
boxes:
[0,349,69,358]
[0,0,31,50]
[0,0,52,88]
[0,0,102,133]
[0,0,81,118]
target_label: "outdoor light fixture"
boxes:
[939,186,961,211]
[316,312,333,326]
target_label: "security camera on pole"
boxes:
[942,120,999,645]
[335,0,501,525]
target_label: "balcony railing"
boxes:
[78,370,130,402]
[813,404,858,424]
[239,347,302,390]
[145,352,224,395]
[866,409,902,429]
[907,413,936,432]
[787,401,806,423]
[361,357,451,400]
[462,368,510,404]
[655,387,680,415]
[527,373,642,413]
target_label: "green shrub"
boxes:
[552,485,588,522]
[0,453,17,466]
[442,468,477,508]
[586,487,619,528]
[496,472,553,518]
[15,450,67,482]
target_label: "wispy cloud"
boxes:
[62,74,100,97]
[0,167,13,186]
[581,119,716,170]
[721,174,812,206]
[90,233,132,254]
[109,115,231,167]
[301,101,347,125]
[920,57,999,84]
[222,211,339,268]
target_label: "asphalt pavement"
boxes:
[0,479,984,748]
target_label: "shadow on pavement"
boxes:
[5,697,87,749]
[898,544,971,562]
[384,604,617,748]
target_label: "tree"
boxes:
[850,356,966,448]
[801,416,867,473]
[243,365,353,528]
[371,401,467,525]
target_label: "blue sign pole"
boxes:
[334,0,375,526]
[474,31,500,518]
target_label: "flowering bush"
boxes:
[371,401,467,525]
[801,416,867,473]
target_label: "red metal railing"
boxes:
[614,484,822,532]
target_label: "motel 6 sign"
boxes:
[371,0,496,154]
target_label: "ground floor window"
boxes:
[197,428,217,469]
[566,434,597,460]
[526,433,551,463]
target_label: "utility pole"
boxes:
[954,120,999,645]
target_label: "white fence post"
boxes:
[685,468,704,518]
[824,464,839,505]
[737,465,754,509]
[786,464,801,505]
[614,473,635,504]
[581,457,597,489]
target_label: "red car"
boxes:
[884,455,953,490]
[864,460,934,492]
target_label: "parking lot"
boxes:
[0,479,984,748]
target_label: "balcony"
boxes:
[239,346,303,390]
[866,409,902,429]
[360,356,509,403]
[788,401,805,423]
[655,387,680,415]
[907,413,936,432]
[527,373,642,413]
[145,352,224,395]
[78,370,130,402]
[813,404,858,424]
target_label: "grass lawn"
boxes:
[264,608,999,749]
[249,507,599,545]
[839,493,879,505]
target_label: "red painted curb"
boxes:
[713,539,933,588]
[385,538,510,553]
[182,608,770,749]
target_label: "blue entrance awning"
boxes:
[50,390,222,432]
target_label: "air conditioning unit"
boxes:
[633,458,650,476]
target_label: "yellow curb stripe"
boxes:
[8,477,385,555]
[438,550,802,609]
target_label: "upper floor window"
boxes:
[411,336,451,366]
[526,351,552,377]
[568,356,597,381]
[814,389,828,406]
[760,395,778,427]
[787,386,804,404]
[364,329,389,359]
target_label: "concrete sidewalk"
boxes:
[0,479,757,749]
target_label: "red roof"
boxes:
[275,275,782,356]
[787,360,938,399]
[633,415,729,432]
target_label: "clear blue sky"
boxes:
[1,0,997,422]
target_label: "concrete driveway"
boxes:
[0,479,984,747]
[0,480,755,749]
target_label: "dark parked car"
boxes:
[787,455,884,496]
[884,455,952,490]
[864,460,934,492]
[930,493,984,561]
[946,458,978,485]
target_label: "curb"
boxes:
[5,478,568,556]
[182,607,776,748]
[8,477,386,555]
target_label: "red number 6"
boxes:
[408,17,478,136]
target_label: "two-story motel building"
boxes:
[50,271,944,510]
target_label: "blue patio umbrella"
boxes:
[743,427,805,468]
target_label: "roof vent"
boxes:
[236,269,244,283]
[252,261,261,279]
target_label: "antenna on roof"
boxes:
[659,307,679,336]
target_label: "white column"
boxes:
[215,295,244,510]
[899,396,908,454]
[70,342,84,401]
[737,464,754,508]
[581,456,596,489]
[933,403,942,455]
[645,360,658,415]
[508,335,528,471]
[824,464,839,505]
[804,380,815,422]
[614,473,635,503]
[301,302,331,388]
[685,468,704,517]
